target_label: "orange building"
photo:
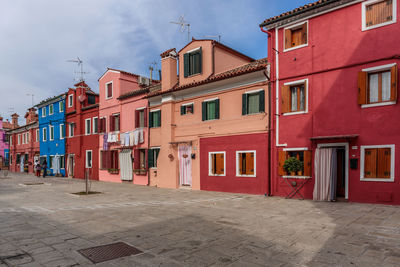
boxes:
[148,39,270,194]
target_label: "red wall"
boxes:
[200,133,269,195]
[268,1,400,204]
[9,127,40,173]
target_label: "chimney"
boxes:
[160,48,177,92]
[25,108,37,124]
[11,113,19,129]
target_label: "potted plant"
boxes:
[108,168,119,174]
[283,157,303,176]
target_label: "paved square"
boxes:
[0,172,400,266]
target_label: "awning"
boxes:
[310,134,359,141]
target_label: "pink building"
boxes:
[98,68,155,184]
[0,117,9,161]
[261,0,400,204]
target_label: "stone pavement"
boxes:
[0,172,400,266]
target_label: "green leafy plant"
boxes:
[283,157,303,174]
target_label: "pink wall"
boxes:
[0,120,8,158]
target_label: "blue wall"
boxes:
[38,97,66,176]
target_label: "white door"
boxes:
[178,144,192,186]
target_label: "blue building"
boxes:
[36,94,66,176]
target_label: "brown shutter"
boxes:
[358,71,367,105]
[364,148,377,178]
[377,148,391,179]
[247,153,254,175]
[303,150,312,177]
[390,65,397,101]
[113,151,119,170]
[278,151,287,176]
[238,154,243,175]
[281,85,290,113]
[284,29,292,49]
[301,23,307,45]
[134,149,140,170]
[135,110,139,128]
[216,154,224,175]
[143,108,148,127]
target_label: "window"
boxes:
[180,103,194,115]
[88,95,96,105]
[361,145,394,181]
[149,110,161,128]
[16,154,21,164]
[49,104,54,115]
[209,152,225,176]
[68,94,73,108]
[284,22,308,51]
[49,125,54,141]
[148,147,160,168]
[36,129,39,142]
[184,47,202,77]
[93,117,98,134]
[236,151,256,177]
[69,123,75,137]
[242,90,265,115]
[278,149,312,177]
[59,101,64,112]
[106,82,113,99]
[10,155,12,165]
[42,107,46,117]
[202,99,220,121]
[42,128,47,142]
[22,133,25,144]
[362,0,396,31]
[134,149,147,173]
[85,119,91,135]
[109,114,120,132]
[60,124,65,139]
[10,136,12,146]
[100,150,119,170]
[135,108,147,128]
[281,80,308,114]
[86,150,92,168]
[49,155,54,169]
[17,134,21,145]
[99,117,106,133]
[358,65,397,106]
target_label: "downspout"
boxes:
[262,69,272,197]
[147,95,150,186]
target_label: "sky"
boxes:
[0,0,312,124]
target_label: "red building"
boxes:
[261,0,399,204]
[65,81,100,180]
[8,109,40,173]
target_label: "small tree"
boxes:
[283,157,303,174]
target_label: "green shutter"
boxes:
[242,94,247,115]
[202,102,207,121]
[215,99,220,119]
[259,90,265,112]
[181,105,185,115]
[148,149,154,168]
[191,104,194,114]
[157,111,161,127]
[184,53,189,77]
[198,47,202,74]
[149,112,153,128]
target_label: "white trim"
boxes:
[49,125,54,141]
[284,79,308,86]
[69,123,75,137]
[275,27,286,147]
[41,107,46,117]
[283,21,309,52]
[59,101,64,113]
[282,175,311,179]
[59,124,64,140]
[93,117,98,134]
[68,94,73,108]
[361,101,396,108]
[42,127,47,142]
[204,97,219,102]
[244,88,264,94]
[283,78,309,115]
[186,46,201,54]
[85,118,91,135]
[105,81,113,100]
[181,102,194,107]
[161,95,174,103]
[49,104,54,115]
[362,0,397,31]
[362,63,396,72]
[36,129,39,142]
[236,150,257,177]
[150,109,161,112]
[136,106,146,111]
[208,151,226,177]
[283,111,307,116]
[283,147,309,151]
[360,144,395,182]
[98,69,120,81]
[85,150,93,168]
[317,142,349,199]
[150,146,161,149]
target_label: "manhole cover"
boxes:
[78,242,142,263]
[22,182,44,185]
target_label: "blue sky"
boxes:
[0,0,313,123]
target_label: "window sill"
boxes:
[236,175,256,178]
[243,111,265,116]
[362,20,397,32]
[283,111,307,116]
[360,178,394,182]
[282,175,311,179]
[209,174,226,177]
[203,118,219,122]
[186,72,202,78]
[361,101,396,109]
[283,43,308,53]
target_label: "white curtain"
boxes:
[369,74,379,103]
[120,149,133,181]
[313,148,334,201]
[178,145,192,186]
[20,156,24,172]
[291,87,297,111]
[382,71,391,101]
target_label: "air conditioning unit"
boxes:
[138,76,150,86]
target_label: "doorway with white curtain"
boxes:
[313,143,349,201]
[178,144,192,187]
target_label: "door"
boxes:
[178,144,192,186]
[68,155,74,177]
[336,149,346,198]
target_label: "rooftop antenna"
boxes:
[170,15,191,42]
[204,35,222,42]
[67,57,89,82]
[26,93,34,107]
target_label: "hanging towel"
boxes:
[124,133,130,147]
[103,133,109,151]
[129,132,134,146]
[107,133,112,143]
[133,129,140,146]
[139,128,144,144]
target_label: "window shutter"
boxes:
[390,65,397,101]
[215,99,220,119]
[109,116,114,132]
[242,94,248,115]
[217,154,224,174]
[134,149,140,170]
[303,150,312,177]
[102,118,106,133]
[198,47,202,74]
[114,151,119,170]
[364,148,377,178]
[135,110,139,128]
[284,29,292,49]
[301,23,307,45]
[149,112,153,128]
[191,104,194,114]
[202,102,207,121]
[238,154,242,175]
[278,151,286,176]
[180,106,185,115]
[377,148,391,178]
[184,53,189,77]
[281,85,290,113]
[246,153,254,175]
[358,71,367,105]
[158,110,161,127]
[144,108,148,127]
[259,90,265,113]
[148,149,154,168]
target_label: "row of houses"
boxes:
[4,0,400,205]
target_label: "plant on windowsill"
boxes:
[283,157,303,176]
[107,168,119,174]
[133,169,147,175]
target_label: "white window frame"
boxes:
[208,151,226,177]
[41,107,46,117]
[69,123,75,137]
[362,0,397,31]
[49,104,54,115]
[59,101,64,112]
[360,144,395,182]
[149,147,161,169]
[236,150,257,178]
[105,81,113,100]
[17,134,21,145]
[361,63,397,108]
[36,129,39,142]
[85,118,91,135]
[49,125,54,141]
[86,150,93,168]
[281,148,312,179]
[283,21,309,52]
[10,136,12,146]
[93,117,98,134]
[60,124,65,139]
[283,79,309,116]
[42,127,47,142]
[244,89,264,115]
[68,94,73,108]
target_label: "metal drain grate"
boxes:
[78,242,142,263]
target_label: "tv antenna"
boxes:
[26,93,34,106]
[204,35,222,42]
[8,107,14,115]
[170,15,191,42]
[67,57,88,82]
